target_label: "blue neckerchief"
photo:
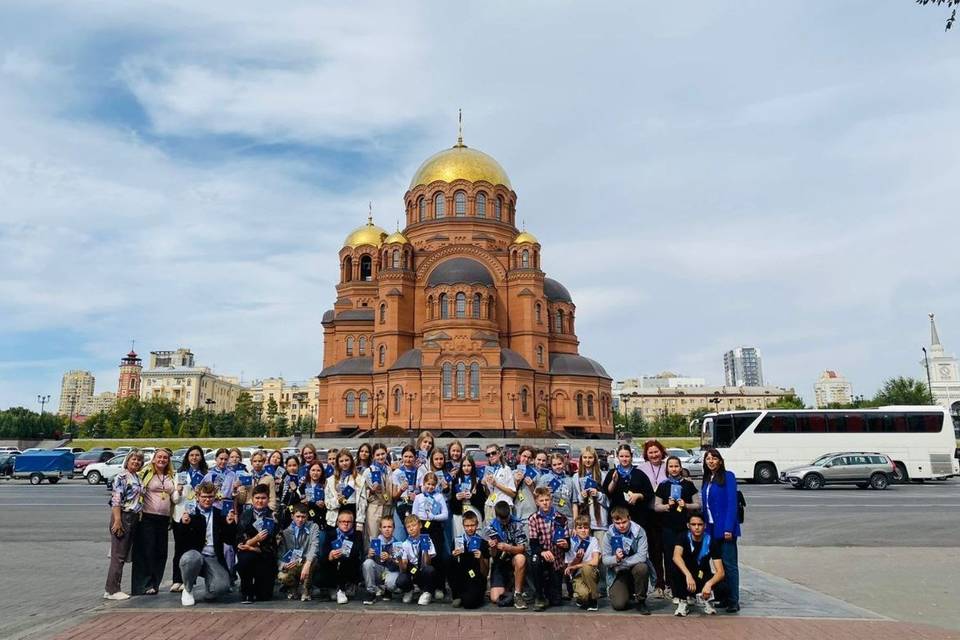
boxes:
[403,467,417,487]
[666,476,683,485]
[539,507,557,523]
[374,462,388,476]
[689,532,712,564]
[488,463,502,474]
[616,464,633,479]
[491,518,507,539]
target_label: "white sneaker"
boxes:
[169,582,182,593]
[336,589,348,605]
[181,589,195,607]
[418,591,432,606]
[374,588,384,599]
[674,600,688,617]
[103,591,130,601]
[672,597,680,605]
[402,590,414,604]
[653,587,665,599]
[703,600,717,615]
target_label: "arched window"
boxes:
[520,387,528,413]
[488,297,494,320]
[442,363,452,400]
[476,192,486,218]
[360,255,373,281]
[427,295,434,320]
[555,309,564,333]
[455,292,466,318]
[345,391,356,416]
[587,395,595,418]
[378,344,386,366]
[343,256,353,282]
[379,303,386,324]
[359,336,366,356]
[533,250,539,269]
[537,345,544,366]
[394,387,402,413]
[434,192,445,218]
[392,249,400,269]
[576,393,584,417]
[470,363,480,399]
[472,293,481,319]
[535,303,542,323]
[418,196,426,222]
[494,196,502,220]
[521,249,530,269]
[439,293,449,319]
[346,336,354,356]
[359,391,369,416]
[454,191,467,216]
[456,362,466,399]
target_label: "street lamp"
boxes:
[37,394,51,415]
[506,393,518,437]
[374,390,385,434]
[406,391,417,435]
[709,391,722,415]
[205,398,216,413]
[922,347,934,400]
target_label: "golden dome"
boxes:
[344,219,388,249]
[409,143,512,190]
[384,230,409,245]
[513,230,539,245]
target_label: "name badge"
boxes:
[698,570,704,579]
[424,520,431,529]
[558,499,566,507]
[467,569,476,578]
[410,567,418,575]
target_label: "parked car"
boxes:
[54,447,85,454]
[666,448,695,464]
[0,446,22,454]
[13,451,75,484]
[466,448,488,471]
[0,452,19,476]
[684,452,704,479]
[780,452,896,490]
[84,452,153,485]
[73,450,114,472]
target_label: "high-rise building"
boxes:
[922,314,960,419]
[245,377,320,426]
[723,347,764,387]
[57,370,95,417]
[813,370,853,408]
[118,348,142,399]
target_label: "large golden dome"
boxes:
[343,219,388,249]
[409,142,511,190]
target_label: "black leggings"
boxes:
[237,550,277,601]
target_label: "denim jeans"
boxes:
[719,538,739,606]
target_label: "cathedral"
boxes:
[316,131,612,437]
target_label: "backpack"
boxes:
[737,490,746,524]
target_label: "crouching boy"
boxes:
[601,506,651,614]
[362,515,402,604]
[671,513,725,616]
[277,504,321,601]
[397,514,437,606]
[485,501,529,609]
[564,514,601,611]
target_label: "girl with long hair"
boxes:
[326,450,360,528]
[170,445,207,592]
[360,443,393,545]
[654,455,701,601]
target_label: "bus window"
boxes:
[827,414,846,432]
[799,414,827,433]
[845,414,865,432]
[908,413,943,433]
[865,414,885,433]
[714,415,735,448]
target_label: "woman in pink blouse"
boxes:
[635,439,669,598]
[132,448,174,595]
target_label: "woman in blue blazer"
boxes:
[702,449,740,612]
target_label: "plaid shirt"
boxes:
[527,511,569,570]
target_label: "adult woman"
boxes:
[415,431,435,466]
[391,445,419,542]
[355,443,372,473]
[654,455,701,600]
[325,450,360,528]
[512,446,538,521]
[360,443,392,544]
[104,449,144,600]
[450,455,487,538]
[170,445,206,592]
[600,444,654,531]
[702,448,741,613]
[637,440,669,598]
[132,448,173,595]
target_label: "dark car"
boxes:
[73,450,114,472]
[0,452,18,477]
[594,448,611,472]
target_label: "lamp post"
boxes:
[406,391,417,435]
[922,347,934,401]
[709,391,721,415]
[37,394,51,416]
[205,398,216,413]
[506,393,517,436]
[374,389,385,434]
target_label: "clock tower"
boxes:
[922,314,960,420]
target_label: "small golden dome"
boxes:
[409,143,512,190]
[513,230,539,245]
[344,219,388,249]
[384,230,409,245]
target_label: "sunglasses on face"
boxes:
[486,452,498,457]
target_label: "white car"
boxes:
[84,453,152,485]
[666,448,695,464]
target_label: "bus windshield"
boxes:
[704,413,761,448]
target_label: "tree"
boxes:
[136,418,155,439]
[873,376,934,406]
[917,0,959,31]
[198,417,211,438]
[767,394,806,410]
[176,419,191,438]
[266,397,278,423]
[161,418,175,438]
[234,392,254,436]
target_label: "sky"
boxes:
[2,1,959,411]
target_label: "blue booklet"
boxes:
[418,535,432,553]
[466,534,482,553]
[457,478,472,494]
[331,534,354,556]
[254,517,276,534]
[552,524,567,544]
[263,464,277,477]
[583,476,598,491]
[571,535,591,553]
[176,471,191,486]
[371,538,382,556]
[549,477,562,492]
[610,533,624,553]
[442,471,453,486]
[189,470,204,487]
[670,483,683,501]
[237,472,254,487]
[370,468,382,486]
[282,548,303,564]
[185,499,197,514]
[220,499,235,515]
[524,465,539,481]
[324,464,335,477]
[340,484,355,500]
[311,485,324,503]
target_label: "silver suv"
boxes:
[780,452,895,490]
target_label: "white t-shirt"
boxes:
[399,535,436,566]
[483,465,517,507]
[564,535,600,564]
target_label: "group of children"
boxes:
[126,434,736,616]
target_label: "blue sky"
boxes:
[2,1,959,410]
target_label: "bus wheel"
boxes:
[891,462,908,484]
[754,462,777,484]
[802,473,824,490]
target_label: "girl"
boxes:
[391,446,419,542]
[203,449,235,509]
[361,443,393,545]
[227,447,247,473]
[575,447,609,595]
[266,449,285,495]
[702,448,741,613]
[237,450,277,512]
[513,446,538,522]
[415,431,434,467]
[132,448,174,595]
[104,450,144,600]
[445,440,464,473]
[301,461,328,547]
[170,445,207,592]
[422,449,454,555]
[450,455,487,539]
[412,472,449,601]
[325,449,339,478]
[654,455,701,602]
[300,444,319,480]
[600,444,654,532]
[355,443,373,473]
[277,456,304,529]
[637,440,668,598]
[326,451,361,529]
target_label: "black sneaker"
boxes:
[362,591,377,605]
[241,596,254,605]
[725,603,741,614]
[636,599,651,615]
[512,591,526,609]
[587,599,599,611]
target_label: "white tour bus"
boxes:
[697,406,959,483]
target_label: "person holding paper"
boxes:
[325,451,360,530]
[396,514,437,605]
[574,447,609,595]
[320,510,363,604]
[361,444,393,547]
[235,450,277,512]
[301,461,328,534]
[564,514,601,611]
[637,440,669,598]
[481,444,517,523]
[277,456,304,530]
[412,472,450,601]
[203,449,234,511]
[655,455,701,600]
[512,446,538,522]
[104,449,144,601]
[414,431,435,467]
[235,485,278,603]
[391,446,420,542]
[447,510,489,609]
[132,447,174,596]
[277,504,321,601]
[177,482,238,607]
[324,448,338,479]
[536,453,578,522]
[445,440,464,473]
[601,444,654,532]
[361,515,402,604]
[170,445,207,593]
[450,455,487,539]
[527,487,570,611]
[671,513,725,616]
[485,501,528,609]
[300,444,319,478]
[227,448,247,473]
[702,448,741,613]
[601,506,651,613]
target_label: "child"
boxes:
[361,515,402,604]
[512,446,539,522]
[277,456,303,530]
[537,454,578,521]
[326,451,361,530]
[451,456,487,539]
[391,446,420,542]
[235,485,278,603]
[360,444,393,546]
[574,446,609,594]
[485,501,528,609]
[655,455,701,601]
[481,445,517,523]
[397,514,437,606]
[277,504,321,601]
[301,461,328,534]
[671,513,724,616]
[601,506,651,614]
[447,511,489,609]
[526,487,569,611]
[177,482,237,607]
[320,510,364,604]
[564,515,601,611]
[412,472,450,601]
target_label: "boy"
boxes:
[319,510,363,604]
[671,513,725,616]
[277,503,321,601]
[361,515,402,604]
[527,487,569,611]
[177,481,237,607]
[235,485,278,603]
[536,454,578,521]
[564,514,601,611]
[412,472,449,601]
[485,501,528,609]
[482,444,517,523]
[601,506,651,614]
[447,510,490,609]
[397,514,437,606]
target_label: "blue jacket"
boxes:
[703,471,740,539]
